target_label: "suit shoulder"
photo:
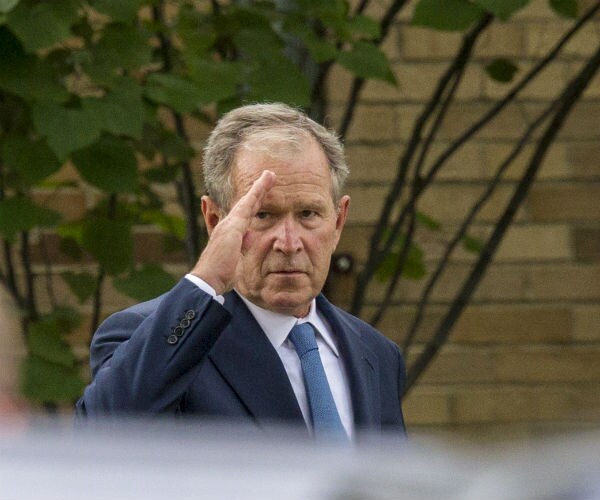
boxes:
[325,301,400,352]
[98,278,202,331]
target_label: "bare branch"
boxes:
[369,208,416,326]
[90,194,117,341]
[421,0,600,189]
[353,0,369,15]
[339,0,410,140]
[350,13,493,316]
[403,98,557,353]
[152,2,202,266]
[404,40,600,393]
[39,232,57,310]
[20,231,38,324]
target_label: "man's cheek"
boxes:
[241,231,255,253]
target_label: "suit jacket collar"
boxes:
[208,291,306,430]
[209,291,381,432]
[316,294,381,432]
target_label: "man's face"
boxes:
[228,136,349,317]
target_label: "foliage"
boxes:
[0,0,395,406]
[0,0,597,405]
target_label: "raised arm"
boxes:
[76,172,276,417]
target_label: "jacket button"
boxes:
[173,326,184,337]
[179,318,191,329]
[167,334,178,344]
[185,310,196,320]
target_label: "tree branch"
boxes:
[369,208,416,326]
[90,194,117,341]
[404,39,600,393]
[39,232,57,310]
[339,0,410,140]
[421,0,600,190]
[350,13,493,316]
[20,230,38,325]
[152,2,202,266]
[403,98,557,353]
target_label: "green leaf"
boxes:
[416,212,442,231]
[0,29,69,103]
[0,0,20,14]
[337,41,397,84]
[139,124,194,163]
[485,58,519,83]
[113,264,177,302]
[246,53,311,106]
[6,0,79,52]
[305,39,339,63]
[81,216,133,274]
[89,0,143,22]
[186,58,243,103]
[375,243,427,282]
[282,17,338,63]
[82,79,144,139]
[20,356,85,402]
[1,135,61,186]
[178,5,216,55]
[549,0,578,18]
[86,23,152,82]
[412,0,484,31]
[473,0,529,20]
[32,102,102,160]
[57,220,84,246]
[141,210,186,239]
[27,318,78,367]
[71,136,138,193]
[62,271,97,303]
[347,14,380,39]
[145,74,213,113]
[0,197,62,241]
[231,12,282,56]
[305,0,348,37]
[403,243,427,280]
[462,234,485,254]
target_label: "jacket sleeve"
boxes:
[76,279,231,417]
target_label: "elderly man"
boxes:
[76,103,406,440]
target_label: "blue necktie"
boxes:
[288,322,347,440]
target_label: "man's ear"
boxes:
[335,195,350,232]
[201,196,222,236]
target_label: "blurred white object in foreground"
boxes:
[0,418,598,500]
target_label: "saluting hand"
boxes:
[190,170,276,295]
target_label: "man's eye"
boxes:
[256,212,269,220]
[300,210,316,218]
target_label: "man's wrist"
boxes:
[184,274,225,304]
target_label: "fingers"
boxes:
[229,170,276,221]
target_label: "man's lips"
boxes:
[268,270,306,275]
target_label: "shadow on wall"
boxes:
[0,288,28,416]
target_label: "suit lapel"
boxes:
[317,295,381,431]
[208,291,306,428]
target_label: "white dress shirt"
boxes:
[185,274,354,437]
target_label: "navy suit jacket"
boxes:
[76,279,406,436]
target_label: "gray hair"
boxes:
[202,103,349,210]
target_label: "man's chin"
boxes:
[262,291,314,317]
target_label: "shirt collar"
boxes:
[236,293,339,357]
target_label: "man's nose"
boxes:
[273,218,303,254]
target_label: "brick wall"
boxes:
[325,0,600,442]
[11,0,599,440]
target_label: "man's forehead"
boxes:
[238,128,314,159]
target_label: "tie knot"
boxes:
[288,323,318,358]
